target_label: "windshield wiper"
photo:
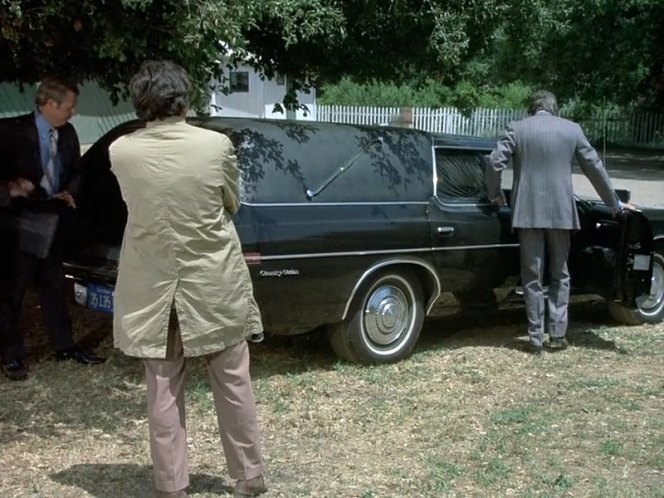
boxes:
[305,137,384,200]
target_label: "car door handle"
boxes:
[437,226,455,237]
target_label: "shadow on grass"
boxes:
[251,298,623,369]
[416,299,620,354]
[248,326,338,380]
[19,289,112,363]
[0,352,146,445]
[51,463,232,497]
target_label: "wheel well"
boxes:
[341,260,440,320]
[410,265,438,304]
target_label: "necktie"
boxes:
[41,128,58,195]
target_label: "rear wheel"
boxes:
[608,249,664,324]
[329,269,425,364]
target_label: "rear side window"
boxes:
[435,148,490,204]
[206,120,434,204]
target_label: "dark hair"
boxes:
[527,90,558,116]
[129,60,192,121]
[34,77,79,107]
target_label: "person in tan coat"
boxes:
[109,60,267,498]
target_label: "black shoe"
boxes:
[546,338,569,351]
[2,359,28,381]
[524,343,543,355]
[55,346,105,365]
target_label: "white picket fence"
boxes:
[316,105,401,126]
[317,105,527,137]
[315,105,664,147]
[579,111,664,147]
[413,107,526,137]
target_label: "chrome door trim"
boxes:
[253,243,519,262]
[240,200,430,207]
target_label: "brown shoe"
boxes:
[154,490,188,498]
[233,475,267,496]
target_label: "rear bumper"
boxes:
[63,260,118,284]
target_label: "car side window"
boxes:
[222,122,433,204]
[435,148,489,204]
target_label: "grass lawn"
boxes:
[1,299,663,497]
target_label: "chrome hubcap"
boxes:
[363,284,411,346]
[639,258,664,315]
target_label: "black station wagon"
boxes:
[63,118,664,364]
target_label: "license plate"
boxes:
[633,254,651,271]
[88,283,114,313]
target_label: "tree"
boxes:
[4,1,660,111]
[0,0,345,107]
[484,0,664,110]
[0,0,505,109]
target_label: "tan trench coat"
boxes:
[109,117,262,358]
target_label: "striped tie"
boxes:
[41,128,58,195]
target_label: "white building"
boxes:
[209,63,317,121]
[1,66,317,145]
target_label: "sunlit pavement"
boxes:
[502,148,664,208]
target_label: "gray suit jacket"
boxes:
[487,111,619,229]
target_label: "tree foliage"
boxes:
[484,0,664,110]
[0,0,345,107]
[318,77,534,110]
[1,0,662,111]
[0,0,507,108]
[309,0,505,84]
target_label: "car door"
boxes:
[569,201,654,306]
[427,146,520,296]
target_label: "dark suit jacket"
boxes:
[0,113,80,197]
[0,113,81,257]
[0,185,9,207]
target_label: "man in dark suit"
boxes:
[486,90,627,354]
[0,78,104,380]
[1,179,34,207]
[1,179,34,381]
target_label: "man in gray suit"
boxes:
[487,90,626,353]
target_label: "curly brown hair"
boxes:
[129,60,191,121]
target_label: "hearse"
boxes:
[63,118,664,364]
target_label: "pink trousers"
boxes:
[143,329,264,493]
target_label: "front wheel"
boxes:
[328,269,425,364]
[608,250,664,324]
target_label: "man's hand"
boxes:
[614,201,639,217]
[54,190,77,208]
[8,178,35,198]
[490,195,505,207]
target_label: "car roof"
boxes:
[191,115,433,136]
[431,132,496,151]
[192,117,496,150]
[104,117,496,152]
